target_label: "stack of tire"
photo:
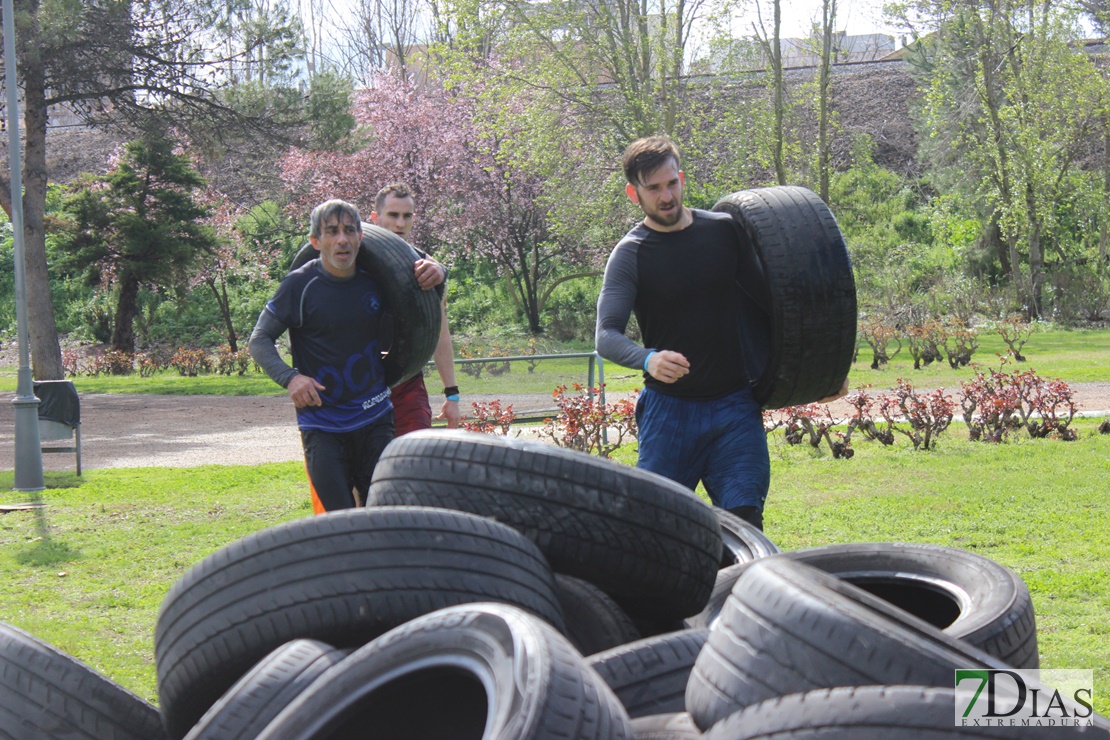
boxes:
[3,430,1107,739]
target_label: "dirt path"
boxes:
[2,384,1109,472]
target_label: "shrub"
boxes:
[456,344,512,379]
[993,314,1035,362]
[460,400,516,435]
[61,350,82,378]
[86,350,134,376]
[215,346,252,376]
[844,387,895,446]
[776,403,854,458]
[858,316,902,369]
[881,379,955,451]
[958,356,1076,442]
[905,319,945,370]
[940,318,979,369]
[171,348,211,377]
[539,384,638,458]
[135,350,170,378]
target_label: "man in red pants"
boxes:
[371,183,461,434]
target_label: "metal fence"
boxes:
[427,351,610,424]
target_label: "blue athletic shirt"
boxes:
[264,260,392,432]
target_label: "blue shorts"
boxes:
[635,385,769,510]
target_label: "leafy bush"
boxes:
[992,314,1035,362]
[959,356,1078,442]
[881,379,955,451]
[539,384,638,458]
[215,346,252,376]
[86,350,134,376]
[772,404,854,458]
[170,348,211,377]
[460,400,516,435]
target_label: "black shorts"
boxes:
[301,414,394,513]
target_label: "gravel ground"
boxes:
[2,384,1109,472]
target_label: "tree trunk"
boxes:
[772,0,785,185]
[207,277,238,352]
[112,276,141,354]
[817,0,836,202]
[1102,123,1109,263]
[20,6,65,380]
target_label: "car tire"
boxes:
[369,430,722,623]
[712,506,781,567]
[685,542,1037,668]
[554,574,642,655]
[685,557,1010,731]
[712,186,856,409]
[155,506,564,739]
[630,712,703,739]
[183,640,347,740]
[703,685,1103,739]
[255,603,634,740]
[588,628,709,719]
[0,621,166,740]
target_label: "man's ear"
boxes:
[308,235,319,250]
[679,171,685,185]
[369,211,379,224]
[625,183,639,204]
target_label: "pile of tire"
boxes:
[1,430,1106,739]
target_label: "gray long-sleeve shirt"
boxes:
[595,209,770,400]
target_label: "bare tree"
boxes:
[752,0,786,184]
[817,0,837,201]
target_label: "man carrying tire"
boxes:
[249,200,402,513]
[370,183,461,434]
[595,136,773,530]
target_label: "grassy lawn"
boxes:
[0,418,1107,714]
[2,327,1103,397]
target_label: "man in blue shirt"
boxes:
[249,199,395,513]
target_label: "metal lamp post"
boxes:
[5,0,44,491]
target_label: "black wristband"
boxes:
[443,386,460,397]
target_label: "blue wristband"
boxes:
[446,395,460,402]
[643,351,656,371]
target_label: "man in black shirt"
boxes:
[595,137,772,529]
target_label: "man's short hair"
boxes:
[309,199,362,239]
[622,136,681,187]
[374,183,415,213]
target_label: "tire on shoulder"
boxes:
[712,186,856,409]
[287,223,439,386]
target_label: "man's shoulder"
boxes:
[616,221,651,248]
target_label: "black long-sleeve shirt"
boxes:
[595,209,770,401]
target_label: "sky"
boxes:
[739,0,901,42]
[319,0,904,44]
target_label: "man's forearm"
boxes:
[433,299,456,388]
[248,310,298,389]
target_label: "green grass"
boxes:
[0,464,309,700]
[1,327,1105,397]
[2,420,1108,713]
[851,326,1110,386]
